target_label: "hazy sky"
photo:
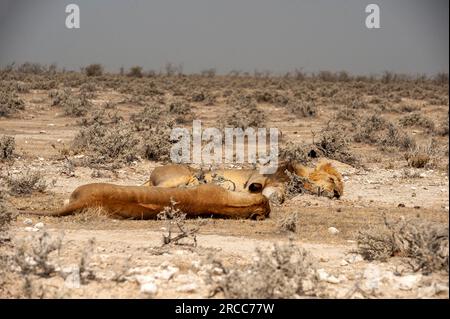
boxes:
[0,0,448,75]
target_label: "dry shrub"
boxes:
[206,241,319,298]
[224,95,265,129]
[287,100,317,117]
[50,87,92,116]
[278,142,312,164]
[379,123,416,151]
[357,216,449,274]
[130,103,168,131]
[142,122,174,162]
[277,212,299,233]
[354,115,415,151]
[168,100,193,124]
[0,189,15,243]
[0,135,15,160]
[6,170,47,195]
[315,124,358,165]
[398,104,419,113]
[0,89,25,117]
[61,94,92,117]
[79,82,98,99]
[405,139,441,169]
[435,117,449,136]
[84,64,103,77]
[49,88,71,106]
[128,66,143,78]
[14,231,63,278]
[399,113,435,132]
[157,199,204,247]
[72,122,139,165]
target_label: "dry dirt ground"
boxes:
[0,71,448,298]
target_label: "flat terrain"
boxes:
[0,71,448,298]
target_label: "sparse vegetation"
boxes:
[277,212,299,233]
[157,199,205,247]
[0,89,25,117]
[5,170,47,195]
[0,135,15,160]
[287,100,317,118]
[206,241,319,298]
[357,216,449,274]
[84,64,103,77]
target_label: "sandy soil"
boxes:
[0,83,448,299]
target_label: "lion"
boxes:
[21,183,270,220]
[143,159,344,203]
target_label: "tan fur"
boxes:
[22,183,270,220]
[146,159,344,201]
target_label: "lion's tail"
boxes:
[19,201,86,217]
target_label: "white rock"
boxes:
[155,266,179,280]
[176,283,198,293]
[135,274,156,285]
[140,282,158,296]
[57,139,63,143]
[327,227,340,235]
[346,254,364,264]
[24,226,38,232]
[363,264,381,290]
[34,222,44,229]
[23,218,33,225]
[317,269,340,284]
[395,274,422,291]
[340,260,349,266]
[39,130,47,134]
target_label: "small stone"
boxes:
[24,227,37,232]
[317,269,340,284]
[34,222,44,229]
[396,274,422,291]
[57,139,63,143]
[135,274,155,285]
[140,282,158,296]
[23,218,33,225]
[398,203,405,207]
[39,130,47,134]
[328,227,340,235]
[340,260,349,266]
[176,283,198,293]
[155,266,179,280]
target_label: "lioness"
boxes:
[21,183,270,220]
[143,159,343,203]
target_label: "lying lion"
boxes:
[143,159,344,203]
[21,183,270,220]
[21,160,342,220]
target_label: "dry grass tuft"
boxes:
[277,212,299,233]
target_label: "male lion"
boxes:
[143,159,344,203]
[21,183,270,220]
